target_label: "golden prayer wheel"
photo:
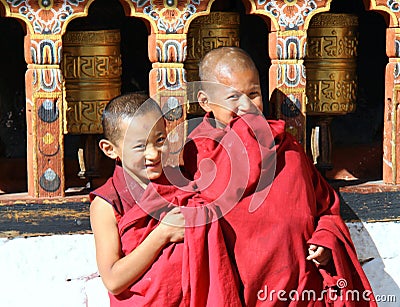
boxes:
[62,29,122,134]
[185,12,240,114]
[305,13,359,115]
[305,13,359,174]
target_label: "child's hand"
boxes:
[306,244,332,266]
[158,207,185,243]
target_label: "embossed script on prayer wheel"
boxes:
[185,12,240,114]
[305,13,358,115]
[62,30,122,134]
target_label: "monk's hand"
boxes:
[306,244,332,266]
[159,207,185,243]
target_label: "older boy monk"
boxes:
[182,47,377,306]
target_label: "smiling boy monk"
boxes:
[182,47,377,306]
[90,92,242,307]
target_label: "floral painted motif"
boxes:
[156,38,187,62]
[32,68,62,92]
[7,0,86,34]
[277,63,306,87]
[155,67,185,90]
[6,0,207,35]
[131,0,200,33]
[30,38,62,64]
[257,0,319,30]
[388,0,400,12]
[276,35,306,59]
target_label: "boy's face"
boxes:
[116,111,167,186]
[198,68,263,128]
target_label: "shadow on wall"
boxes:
[339,191,400,305]
[346,221,400,305]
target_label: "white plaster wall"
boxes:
[0,222,399,307]
[0,234,108,307]
[347,222,400,306]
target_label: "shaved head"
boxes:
[198,47,258,82]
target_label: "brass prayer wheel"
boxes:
[305,13,359,115]
[62,29,122,134]
[185,12,240,114]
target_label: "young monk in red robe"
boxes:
[181,47,377,306]
[89,93,241,306]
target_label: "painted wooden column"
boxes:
[6,0,91,197]
[384,27,400,184]
[248,0,330,146]
[25,34,64,197]
[148,33,187,166]
[355,2,400,185]
[268,29,307,145]
[364,1,400,184]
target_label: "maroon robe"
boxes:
[182,112,377,307]
[90,164,184,306]
[90,163,242,307]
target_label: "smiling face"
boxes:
[114,110,168,187]
[198,68,263,128]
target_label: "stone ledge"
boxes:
[0,194,91,238]
[332,180,400,222]
[340,191,400,222]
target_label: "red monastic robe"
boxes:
[90,163,242,307]
[182,113,377,307]
[90,165,184,306]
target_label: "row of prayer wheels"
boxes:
[61,12,358,176]
[62,12,358,131]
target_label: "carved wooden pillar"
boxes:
[148,33,187,166]
[384,27,400,184]
[25,34,64,197]
[268,30,307,145]
[6,0,91,197]
[138,0,213,166]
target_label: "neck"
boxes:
[124,168,148,189]
[207,113,226,129]
[215,120,226,129]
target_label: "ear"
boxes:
[99,139,119,160]
[197,90,212,113]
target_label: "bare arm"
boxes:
[90,196,185,295]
